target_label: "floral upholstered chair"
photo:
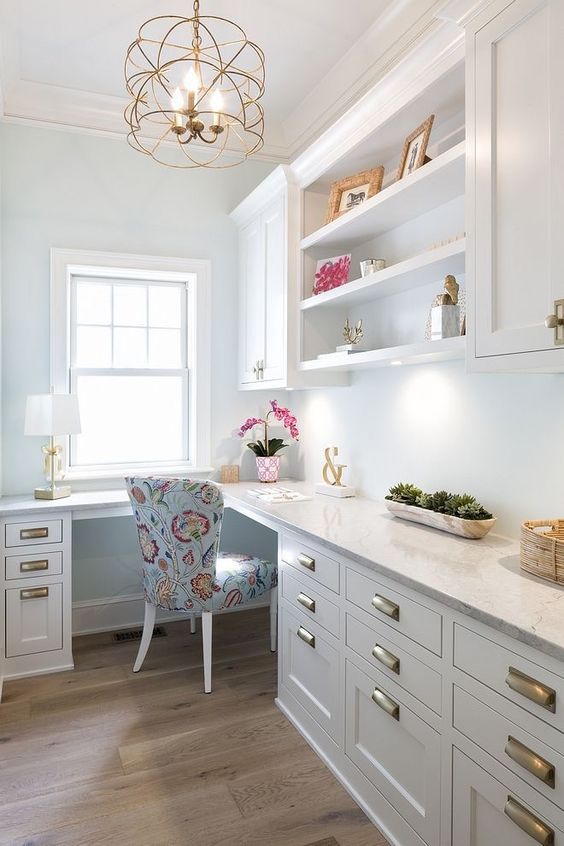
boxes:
[125,477,278,693]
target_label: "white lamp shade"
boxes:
[24,394,82,436]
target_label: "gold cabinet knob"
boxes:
[545,314,563,329]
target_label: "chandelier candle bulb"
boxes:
[171,88,186,134]
[210,89,224,131]
[184,66,201,113]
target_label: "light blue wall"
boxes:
[1,122,279,605]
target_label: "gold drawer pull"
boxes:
[506,666,556,713]
[297,593,316,613]
[505,736,555,788]
[371,688,400,721]
[20,559,49,572]
[297,553,315,572]
[297,626,315,648]
[371,594,399,621]
[20,587,49,600]
[504,796,554,845]
[372,644,400,675]
[20,527,49,540]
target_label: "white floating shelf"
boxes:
[300,239,465,311]
[300,141,465,251]
[299,336,465,372]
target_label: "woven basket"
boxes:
[520,519,564,583]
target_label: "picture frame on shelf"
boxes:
[325,166,384,224]
[313,254,351,296]
[396,115,435,181]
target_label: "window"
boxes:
[51,249,211,479]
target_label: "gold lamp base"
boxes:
[34,485,72,500]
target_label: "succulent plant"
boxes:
[427,490,453,513]
[386,482,493,521]
[385,482,422,505]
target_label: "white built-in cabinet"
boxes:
[231,166,303,390]
[467,0,564,372]
[237,193,286,386]
[278,527,564,846]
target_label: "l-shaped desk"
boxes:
[2,482,564,844]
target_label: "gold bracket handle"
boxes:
[297,553,315,572]
[545,299,564,345]
[20,586,49,600]
[505,736,555,788]
[297,626,315,648]
[504,796,554,845]
[20,527,49,540]
[371,688,400,720]
[506,667,556,713]
[371,594,399,621]
[372,644,400,675]
[297,593,316,613]
[20,559,49,572]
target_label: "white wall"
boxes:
[0,122,280,617]
[295,360,564,537]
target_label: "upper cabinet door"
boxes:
[469,0,564,369]
[239,217,265,385]
[262,196,286,383]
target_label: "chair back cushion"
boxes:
[125,477,224,612]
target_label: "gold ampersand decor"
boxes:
[322,446,347,487]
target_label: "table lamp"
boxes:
[24,393,81,499]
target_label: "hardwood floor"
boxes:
[0,608,389,846]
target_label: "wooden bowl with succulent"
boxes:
[385,483,496,539]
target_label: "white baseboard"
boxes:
[72,592,270,636]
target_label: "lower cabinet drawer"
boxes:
[454,685,564,809]
[454,623,564,733]
[281,533,340,594]
[346,568,442,656]
[281,566,340,637]
[346,612,442,715]
[5,518,63,548]
[6,583,63,657]
[5,551,63,581]
[281,602,340,741]
[453,748,564,845]
[345,659,441,844]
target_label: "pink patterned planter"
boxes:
[256,456,280,483]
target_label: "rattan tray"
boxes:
[521,519,564,583]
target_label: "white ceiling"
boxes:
[0,0,441,160]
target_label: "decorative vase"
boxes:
[255,456,280,483]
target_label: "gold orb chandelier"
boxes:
[124,0,265,169]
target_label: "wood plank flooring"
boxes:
[0,608,389,846]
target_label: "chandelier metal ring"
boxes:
[124,2,265,169]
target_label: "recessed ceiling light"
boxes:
[390,360,402,366]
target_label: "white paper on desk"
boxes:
[247,487,310,503]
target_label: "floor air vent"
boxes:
[113,626,167,643]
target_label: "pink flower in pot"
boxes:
[237,400,300,483]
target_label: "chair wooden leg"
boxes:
[270,586,278,653]
[190,614,197,634]
[133,602,156,673]
[202,611,212,693]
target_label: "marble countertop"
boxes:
[223,482,564,663]
[1,481,563,662]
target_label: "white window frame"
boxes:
[51,248,212,481]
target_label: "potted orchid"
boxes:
[238,400,299,483]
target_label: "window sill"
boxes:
[64,464,215,483]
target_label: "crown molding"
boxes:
[289,16,464,188]
[282,0,446,158]
[436,0,496,26]
[229,165,293,225]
